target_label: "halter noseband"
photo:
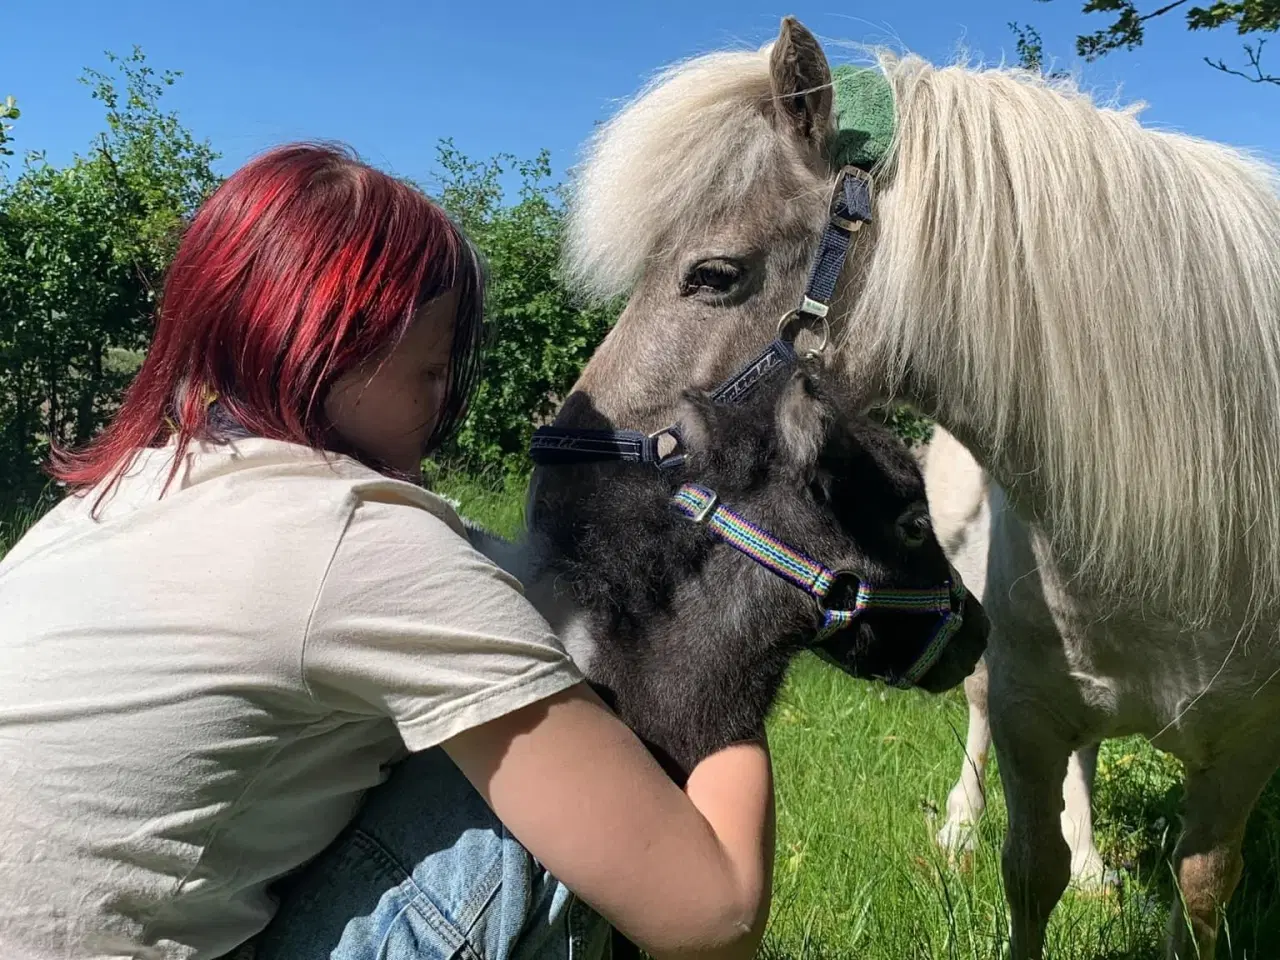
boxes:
[529,167,969,688]
[671,483,964,688]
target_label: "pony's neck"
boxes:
[877,370,1054,563]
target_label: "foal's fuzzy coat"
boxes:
[532,367,984,779]
[472,366,986,782]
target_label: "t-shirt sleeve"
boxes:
[302,492,585,751]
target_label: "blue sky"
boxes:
[5,0,1277,193]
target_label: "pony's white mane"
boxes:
[864,55,1280,618]
[567,43,1280,618]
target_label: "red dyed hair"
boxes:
[49,142,485,496]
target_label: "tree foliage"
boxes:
[1040,0,1280,83]
[1010,21,1075,77]
[428,141,619,475]
[0,96,19,161]
[0,49,220,506]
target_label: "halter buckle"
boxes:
[829,166,874,232]
[688,489,719,524]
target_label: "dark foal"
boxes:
[519,363,989,782]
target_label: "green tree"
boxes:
[1039,0,1280,83]
[0,95,19,161]
[1010,21,1075,77]
[0,48,219,506]
[428,140,619,475]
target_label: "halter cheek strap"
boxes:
[790,168,872,329]
[671,482,962,688]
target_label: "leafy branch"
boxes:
[1010,21,1073,77]
[1205,35,1279,82]
[1039,0,1280,84]
[0,96,19,160]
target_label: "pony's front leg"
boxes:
[989,691,1072,960]
[936,659,991,859]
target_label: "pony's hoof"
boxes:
[935,818,979,864]
[1067,859,1123,897]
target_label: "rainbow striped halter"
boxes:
[670,484,963,689]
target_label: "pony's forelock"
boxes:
[565,46,792,302]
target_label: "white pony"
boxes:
[526,16,1280,960]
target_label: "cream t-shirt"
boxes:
[0,437,584,960]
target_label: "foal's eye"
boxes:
[897,507,933,548]
[679,258,743,297]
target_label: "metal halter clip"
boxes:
[648,424,686,469]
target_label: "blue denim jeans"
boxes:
[246,747,611,960]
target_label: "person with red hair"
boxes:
[0,144,774,960]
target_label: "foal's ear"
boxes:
[777,372,833,478]
[769,17,833,144]
[676,389,720,455]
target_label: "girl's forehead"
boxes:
[398,291,458,355]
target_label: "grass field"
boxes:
[434,470,1280,960]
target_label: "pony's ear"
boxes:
[769,17,833,144]
[777,371,834,478]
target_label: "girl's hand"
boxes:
[443,682,774,960]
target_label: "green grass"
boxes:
[430,465,530,538]
[761,661,1280,960]
[437,469,1280,960]
[0,498,48,557]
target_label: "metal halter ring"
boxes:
[777,309,831,360]
[648,425,685,467]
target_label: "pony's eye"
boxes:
[680,258,742,297]
[897,506,933,548]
